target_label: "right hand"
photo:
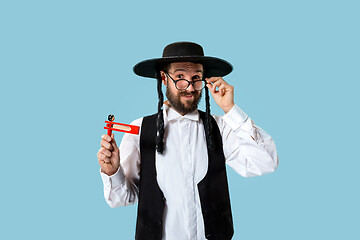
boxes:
[97,134,120,176]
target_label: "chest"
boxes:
[155,120,209,196]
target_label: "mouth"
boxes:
[179,91,197,99]
[181,94,194,99]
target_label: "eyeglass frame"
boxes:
[164,72,206,91]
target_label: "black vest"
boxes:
[135,111,234,240]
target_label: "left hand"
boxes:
[205,77,235,113]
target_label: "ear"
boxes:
[160,71,167,85]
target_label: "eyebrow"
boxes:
[173,69,203,73]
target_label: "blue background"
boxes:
[1,0,359,239]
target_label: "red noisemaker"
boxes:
[104,114,140,136]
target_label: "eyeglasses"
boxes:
[165,72,206,91]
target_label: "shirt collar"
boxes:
[163,104,200,122]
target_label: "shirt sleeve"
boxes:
[215,105,279,177]
[99,118,143,208]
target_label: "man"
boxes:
[97,42,278,240]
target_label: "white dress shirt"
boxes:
[100,104,278,240]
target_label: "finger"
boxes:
[101,134,111,142]
[205,77,222,83]
[111,141,119,153]
[206,77,231,92]
[101,139,113,150]
[110,134,119,152]
[110,134,116,144]
[99,159,111,169]
[211,80,223,92]
[206,83,216,93]
[218,85,226,96]
[97,152,111,163]
[99,147,112,157]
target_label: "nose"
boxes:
[187,82,195,91]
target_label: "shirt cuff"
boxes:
[222,104,249,131]
[100,166,125,189]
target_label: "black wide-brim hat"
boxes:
[133,41,233,78]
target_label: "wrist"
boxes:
[101,167,119,176]
[222,103,235,114]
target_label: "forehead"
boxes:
[168,62,203,73]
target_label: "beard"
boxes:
[166,87,202,115]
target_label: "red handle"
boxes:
[106,123,113,136]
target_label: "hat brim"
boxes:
[133,56,233,78]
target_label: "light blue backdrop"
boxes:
[1,0,359,239]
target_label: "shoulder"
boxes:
[129,117,144,127]
[119,117,143,150]
[122,117,144,140]
[211,114,226,134]
[197,109,223,125]
[211,114,223,124]
[127,112,158,139]
[129,112,158,128]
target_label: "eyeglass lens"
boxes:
[176,80,204,90]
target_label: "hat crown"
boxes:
[162,42,204,58]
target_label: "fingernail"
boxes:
[107,136,111,141]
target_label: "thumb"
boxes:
[206,83,215,94]
[110,134,119,151]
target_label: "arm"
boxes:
[206,77,278,177]
[98,118,142,207]
[215,105,278,177]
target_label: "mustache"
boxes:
[178,91,199,97]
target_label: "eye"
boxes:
[192,75,201,80]
[176,74,184,79]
